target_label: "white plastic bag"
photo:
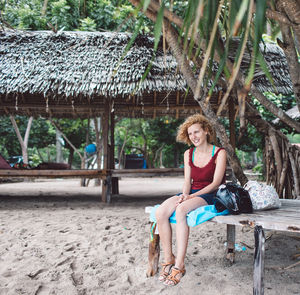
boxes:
[243,180,281,211]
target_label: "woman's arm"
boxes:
[188,149,227,198]
[182,149,192,195]
[176,149,192,205]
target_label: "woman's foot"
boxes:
[163,266,186,286]
[158,256,175,282]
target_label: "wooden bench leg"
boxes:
[112,177,119,194]
[146,222,160,277]
[253,225,265,295]
[226,224,236,264]
[102,174,112,203]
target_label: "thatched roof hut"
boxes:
[0,30,293,119]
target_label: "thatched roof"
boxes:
[0,30,293,119]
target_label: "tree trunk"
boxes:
[56,128,63,163]
[10,115,33,164]
[49,119,84,166]
[118,128,128,169]
[246,101,300,198]
[266,1,300,112]
[275,0,300,112]
[68,148,74,167]
[41,0,49,16]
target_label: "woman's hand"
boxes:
[176,193,190,206]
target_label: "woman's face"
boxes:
[187,123,208,146]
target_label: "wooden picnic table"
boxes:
[146,199,300,295]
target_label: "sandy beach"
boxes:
[0,177,299,295]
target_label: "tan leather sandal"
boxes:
[158,257,175,282]
[163,267,186,286]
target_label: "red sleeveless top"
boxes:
[189,147,225,190]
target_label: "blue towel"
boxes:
[150,205,229,227]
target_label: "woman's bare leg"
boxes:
[175,197,207,269]
[164,197,208,286]
[155,195,178,262]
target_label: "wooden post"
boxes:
[176,91,179,119]
[94,117,102,186]
[146,222,160,277]
[110,110,119,194]
[226,224,236,264]
[153,91,157,119]
[102,101,111,202]
[226,96,236,263]
[253,226,265,295]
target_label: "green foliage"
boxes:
[0,116,95,168]
[1,0,152,33]
[2,0,47,29]
[54,118,95,150]
[115,117,185,168]
[85,0,116,31]
[78,17,97,31]
[50,0,77,31]
[0,116,55,157]
[219,116,263,152]
[252,162,263,174]
[287,133,300,143]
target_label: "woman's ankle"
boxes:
[174,261,184,270]
[164,253,175,263]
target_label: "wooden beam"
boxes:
[101,101,111,202]
[0,103,201,112]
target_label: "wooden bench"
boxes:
[0,169,107,179]
[146,199,300,295]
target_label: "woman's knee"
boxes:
[155,206,168,222]
[175,204,188,221]
[156,196,177,221]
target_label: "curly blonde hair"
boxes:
[176,113,214,145]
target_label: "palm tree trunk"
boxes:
[276,0,300,112]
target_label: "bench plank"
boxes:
[0,169,106,178]
[110,168,184,178]
[211,200,300,233]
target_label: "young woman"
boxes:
[155,113,227,286]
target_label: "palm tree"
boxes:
[129,0,300,198]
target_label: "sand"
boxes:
[0,177,299,295]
